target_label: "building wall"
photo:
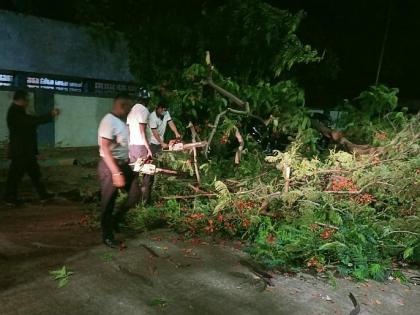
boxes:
[0,90,113,149]
[0,10,134,82]
[54,94,112,147]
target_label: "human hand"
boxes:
[112,173,125,188]
[161,143,169,149]
[175,132,181,140]
[51,108,60,117]
[147,149,153,159]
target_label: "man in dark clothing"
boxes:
[4,90,59,205]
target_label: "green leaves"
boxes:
[214,180,231,213]
[328,209,343,226]
[50,266,74,288]
[318,241,347,251]
[148,298,168,308]
[334,84,403,144]
[356,85,399,117]
[368,263,386,281]
[403,247,414,260]
[215,180,230,197]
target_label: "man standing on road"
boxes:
[149,101,181,153]
[127,89,154,205]
[98,94,140,248]
[4,90,59,206]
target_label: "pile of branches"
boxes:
[128,112,419,281]
[126,57,419,281]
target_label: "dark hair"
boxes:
[113,93,132,102]
[13,90,29,101]
[156,100,166,109]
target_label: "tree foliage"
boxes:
[78,0,319,84]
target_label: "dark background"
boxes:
[1,0,419,106]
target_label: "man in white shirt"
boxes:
[149,101,181,152]
[127,89,154,204]
[98,94,140,248]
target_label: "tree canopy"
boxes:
[77,0,320,86]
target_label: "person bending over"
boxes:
[127,89,154,205]
[98,94,140,248]
[149,101,181,153]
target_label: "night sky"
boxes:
[1,0,419,104]
[276,0,420,103]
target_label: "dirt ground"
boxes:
[0,161,101,292]
[0,200,100,291]
[0,163,419,315]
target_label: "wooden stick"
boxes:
[234,128,244,165]
[162,193,217,200]
[204,79,247,108]
[385,230,420,236]
[283,164,291,193]
[188,122,201,185]
[205,109,227,159]
[187,184,207,194]
[314,169,351,174]
[314,222,339,230]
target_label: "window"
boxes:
[0,74,14,86]
[27,76,83,92]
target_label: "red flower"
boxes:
[330,176,358,192]
[320,228,335,240]
[266,233,276,244]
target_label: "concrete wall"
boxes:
[0,90,112,148]
[0,91,13,144]
[54,94,112,147]
[0,10,134,82]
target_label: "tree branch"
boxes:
[188,122,201,185]
[234,128,244,165]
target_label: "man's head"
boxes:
[136,88,151,105]
[13,90,29,108]
[155,101,167,117]
[113,93,132,117]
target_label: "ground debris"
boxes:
[349,292,360,315]
[239,258,274,287]
[139,243,160,257]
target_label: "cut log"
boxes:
[312,120,384,156]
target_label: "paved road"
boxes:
[1,217,419,315]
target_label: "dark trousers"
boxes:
[150,144,162,155]
[129,144,161,205]
[98,159,140,240]
[4,156,47,200]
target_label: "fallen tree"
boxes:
[127,76,419,281]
